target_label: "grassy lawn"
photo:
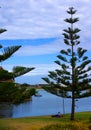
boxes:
[0,111,91,130]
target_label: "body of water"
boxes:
[0,90,91,118]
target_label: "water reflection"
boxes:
[13,90,63,118]
[13,101,33,118]
[0,103,13,118]
[0,90,91,118]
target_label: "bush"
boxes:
[0,82,36,104]
[39,122,89,130]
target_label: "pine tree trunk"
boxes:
[70,91,75,120]
[71,28,75,120]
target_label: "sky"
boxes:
[0,0,91,84]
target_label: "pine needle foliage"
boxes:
[0,28,35,104]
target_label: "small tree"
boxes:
[42,7,91,120]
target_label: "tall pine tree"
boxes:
[42,7,91,120]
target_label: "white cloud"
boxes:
[24,64,60,76]
[15,38,67,56]
[0,0,91,42]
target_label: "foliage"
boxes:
[0,69,13,81]
[0,82,17,103]
[39,123,89,130]
[20,83,31,87]
[0,39,21,63]
[0,82,36,104]
[42,7,91,120]
[0,28,35,104]
[12,66,35,78]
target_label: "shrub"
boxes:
[39,122,89,130]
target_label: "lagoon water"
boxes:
[0,90,91,118]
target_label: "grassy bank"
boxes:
[0,111,91,130]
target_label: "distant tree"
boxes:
[20,83,31,87]
[42,7,91,120]
[0,28,35,104]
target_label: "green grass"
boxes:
[0,111,91,130]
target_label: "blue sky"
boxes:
[0,0,91,84]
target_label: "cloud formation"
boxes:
[0,0,91,41]
[0,0,91,84]
[15,38,67,56]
